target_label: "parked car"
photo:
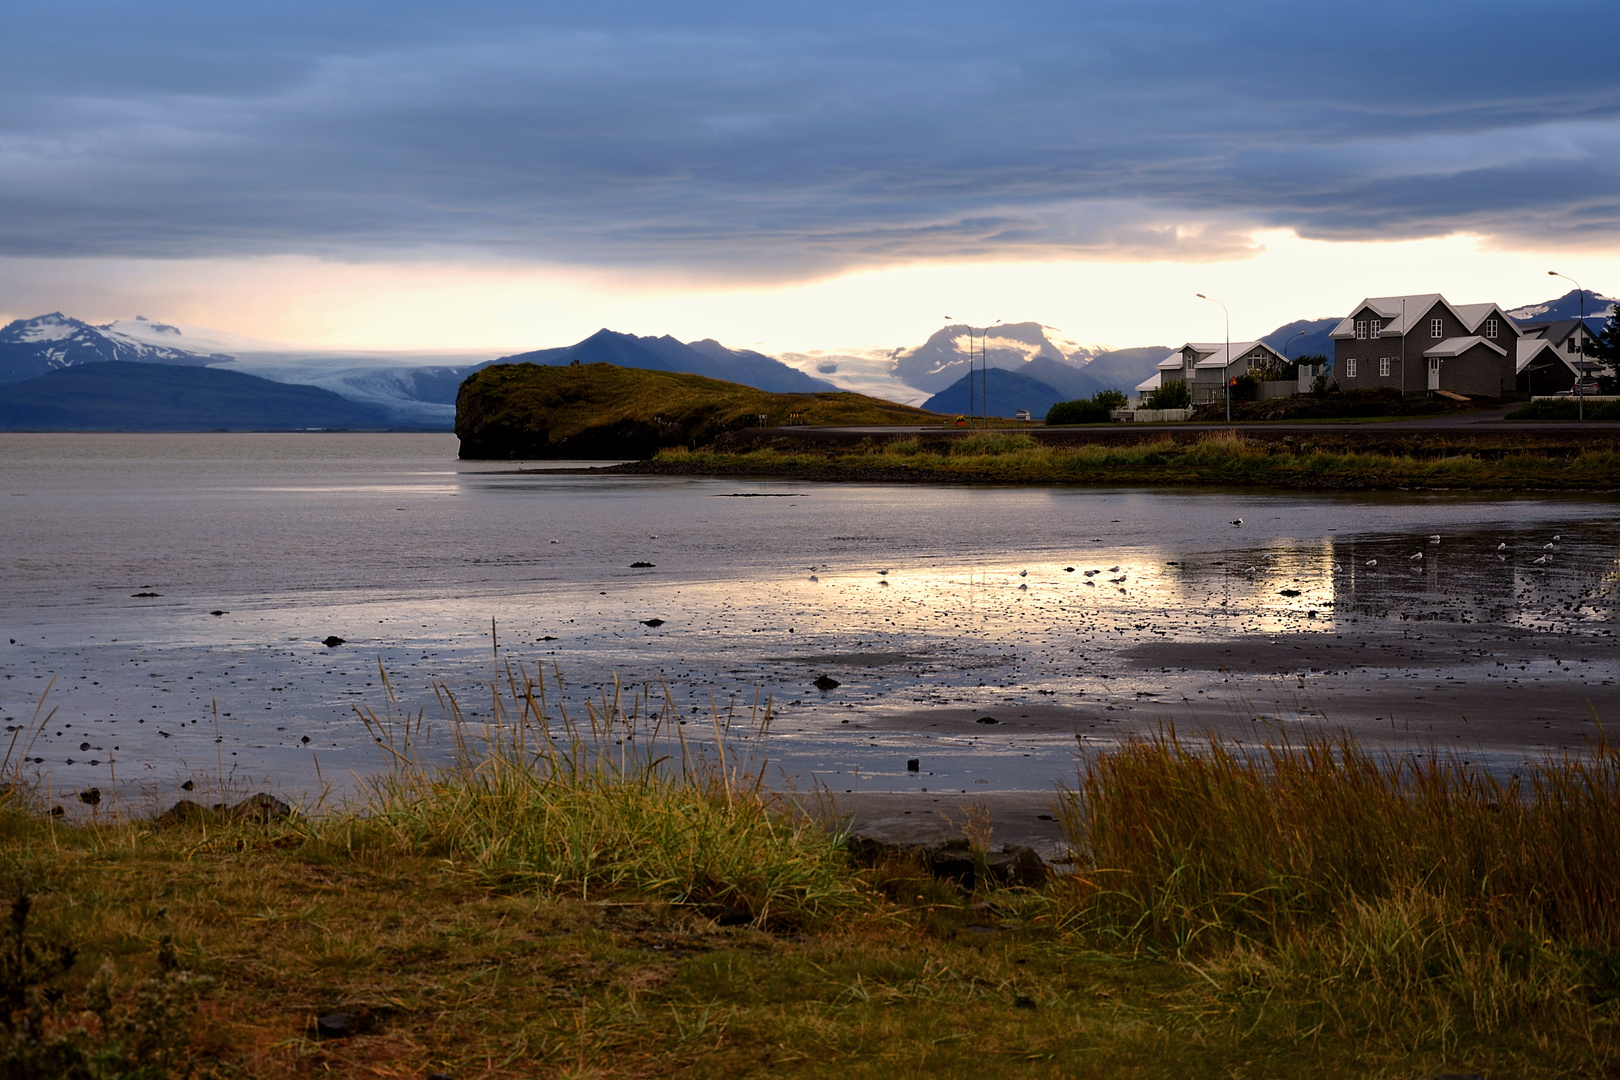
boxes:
[1014,409,1031,421]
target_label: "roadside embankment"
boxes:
[609,429,1620,491]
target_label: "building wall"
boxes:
[1335,300,1518,395]
[1436,343,1514,397]
[1517,353,1576,395]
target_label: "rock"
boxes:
[975,716,1000,725]
[706,905,752,927]
[180,779,194,791]
[210,610,227,616]
[229,793,291,823]
[322,635,345,647]
[1013,992,1038,1009]
[47,806,63,818]
[813,675,839,691]
[154,799,214,827]
[315,1011,361,1040]
[906,758,920,771]
[77,788,101,807]
[982,845,1050,887]
[630,561,656,568]
[642,618,665,627]
[846,832,1050,889]
[1279,588,1301,597]
[131,592,161,598]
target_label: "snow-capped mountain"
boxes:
[1506,289,1617,325]
[0,314,234,384]
[891,322,1103,393]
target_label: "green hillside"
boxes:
[455,361,942,459]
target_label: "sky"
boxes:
[3,0,1618,354]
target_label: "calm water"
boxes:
[2,432,1616,810]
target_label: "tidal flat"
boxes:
[1,431,1616,814]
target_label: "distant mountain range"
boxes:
[0,289,1609,428]
[497,329,835,393]
[0,314,234,383]
[0,362,392,431]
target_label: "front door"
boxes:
[1427,358,1440,390]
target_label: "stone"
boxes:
[813,675,839,691]
[230,793,292,823]
[1279,588,1301,597]
[322,635,345,647]
[630,561,655,568]
[77,788,101,807]
[906,758,919,771]
[982,845,1050,887]
[975,716,1000,725]
[707,905,752,927]
[315,1011,360,1040]
[642,618,665,627]
[154,799,214,827]
[210,610,227,616]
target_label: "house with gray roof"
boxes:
[1329,294,1518,397]
[1154,340,1289,405]
[1514,318,1612,394]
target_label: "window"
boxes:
[1485,318,1498,339]
[1568,338,1578,353]
[1346,358,1358,378]
[1431,318,1444,338]
[1379,357,1391,377]
[1370,319,1382,337]
[1355,320,1367,340]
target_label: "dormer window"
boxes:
[1431,318,1444,339]
[1370,320,1382,337]
[1484,318,1498,339]
[1355,320,1368,340]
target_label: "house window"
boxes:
[1370,320,1382,337]
[1568,338,1578,354]
[1346,358,1358,378]
[1431,318,1444,338]
[1379,357,1391,377]
[1485,318,1498,339]
[1355,320,1367,340]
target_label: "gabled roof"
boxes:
[1330,294,1443,339]
[1329,294,1515,339]
[1424,336,1507,359]
[1193,341,1270,369]
[1516,337,1561,374]
[1519,318,1597,346]
[1157,342,1221,370]
[1135,371,1161,393]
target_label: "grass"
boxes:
[0,665,1615,1077]
[634,429,1620,490]
[1508,398,1620,422]
[455,362,942,459]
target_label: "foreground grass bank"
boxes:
[617,430,1620,491]
[2,673,1616,1077]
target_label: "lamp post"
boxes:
[1197,293,1231,423]
[1548,271,1585,420]
[979,320,1000,427]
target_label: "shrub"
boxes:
[1046,389,1127,425]
[1145,380,1191,409]
[1507,398,1620,421]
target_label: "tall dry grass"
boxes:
[329,655,870,928]
[1055,730,1620,1032]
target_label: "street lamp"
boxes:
[1548,272,1585,420]
[1197,293,1231,423]
[978,320,1001,427]
[1282,329,1307,360]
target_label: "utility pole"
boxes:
[1549,272,1584,420]
[1197,294,1231,422]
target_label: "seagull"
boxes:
[1084,569,1099,577]
[1108,566,1120,572]
[1543,543,1555,550]
[1366,559,1378,567]
[1019,569,1028,577]
[549,539,560,544]
[1534,555,1548,565]
[1552,534,1562,541]
[1496,543,1507,552]
[1018,583,1028,591]
[1231,519,1243,526]
[1410,552,1423,561]
[1242,565,1258,574]
[879,569,890,575]
[1429,535,1441,543]
[649,534,658,539]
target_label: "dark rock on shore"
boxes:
[322,635,345,647]
[813,675,840,690]
[845,834,1049,888]
[154,792,292,827]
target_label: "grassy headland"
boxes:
[1,667,1616,1077]
[455,362,941,459]
[616,430,1620,491]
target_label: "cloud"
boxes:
[0,0,1616,276]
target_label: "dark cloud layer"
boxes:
[3,0,1616,273]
